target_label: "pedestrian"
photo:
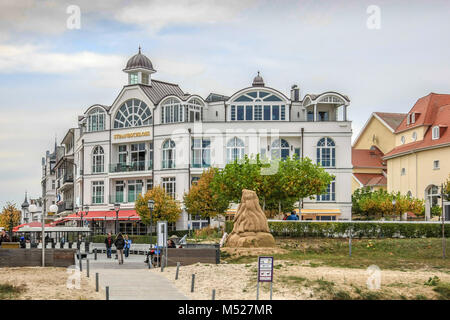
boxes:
[114,233,125,265]
[286,211,299,221]
[104,233,113,258]
[60,236,65,247]
[124,234,132,258]
[0,229,10,246]
[19,236,26,248]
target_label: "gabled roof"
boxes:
[352,147,385,168]
[373,112,406,131]
[384,96,450,159]
[139,80,185,105]
[395,93,450,133]
[353,173,387,187]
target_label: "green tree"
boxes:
[0,203,21,235]
[135,186,181,225]
[184,167,230,219]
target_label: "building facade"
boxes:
[41,145,57,215]
[384,93,450,220]
[351,112,406,192]
[55,49,353,231]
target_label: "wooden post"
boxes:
[212,289,216,300]
[175,262,180,280]
[106,286,109,300]
[95,273,99,292]
[86,259,90,278]
[191,274,195,292]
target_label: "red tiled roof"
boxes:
[384,95,450,159]
[353,173,387,187]
[374,112,406,131]
[352,147,385,168]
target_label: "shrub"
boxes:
[433,282,450,300]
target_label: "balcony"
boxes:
[63,173,73,184]
[109,161,152,173]
[108,194,140,204]
[57,201,73,213]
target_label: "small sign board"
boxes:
[157,221,168,247]
[258,256,274,282]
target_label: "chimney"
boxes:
[291,85,300,102]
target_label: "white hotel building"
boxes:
[54,49,353,233]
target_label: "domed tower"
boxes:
[21,191,29,224]
[123,46,156,85]
[252,71,265,87]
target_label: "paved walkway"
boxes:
[80,253,187,300]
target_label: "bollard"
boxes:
[96,273,99,292]
[161,255,165,272]
[78,251,82,272]
[106,286,109,300]
[191,274,195,293]
[86,259,90,278]
[148,257,153,269]
[175,262,180,280]
[212,289,216,300]
[94,248,97,260]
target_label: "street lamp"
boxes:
[41,203,58,267]
[29,204,38,243]
[147,200,154,246]
[114,203,120,235]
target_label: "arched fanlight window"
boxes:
[317,137,335,167]
[92,146,104,173]
[227,137,245,163]
[271,139,290,160]
[161,97,183,124]
[162,139,176,169]
[186,98,204,122]
[88,107,105,132]
[114,99,152,128]
[230,90,286,121]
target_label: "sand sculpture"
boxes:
[226,189,276,247]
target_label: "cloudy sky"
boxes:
[0,0,449,209]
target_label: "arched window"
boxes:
[161,98,183,124]
[162,139,176,169]
[432,126,440,140]
[427,185,439,208]
[230,90,287,121]
[271,139,290,160]
[227,137,245,163]
[114,99,152,128]
[92,146,104,173]
[186,98,203,122]
[317,137,335,167]
[88,107,105,132]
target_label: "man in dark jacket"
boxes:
[0,230,9,246]
[114,233,125,265]
[105,233,113,258]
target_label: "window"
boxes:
[230,90,287,121]
[307,110,314,122]
[127,180,143,202]
[192,138,211,168]
[432,126,440,140]
[427,185,439,208]
[142,73,149,84]
[407,191,412,198]
[52,180,55,190]
[161,98,183,124]
[412,132,417,141]
[316,137,335,167]
[411,112,416,123]
[162,177,176,199]
[433,160,440,170]
[227,137,245,163]
[271,139,290,160]
[129,73,138,84]
[114,99,152,128]
[401,136,405,144]
[294,148,301,158]
[115,181,124,203]
[148,142,153,169]
[318,111,329,121]
[118,145,127,165]
[88,107,105,132]
[146,179,153,191]
[92,146,104,173]
[92,181,104,204]
[162,139,176,169]
[191,177,200,185]
[317,179,335,202]
[130,143,146,171]
[186,98,203,122]
[401,168,406,175]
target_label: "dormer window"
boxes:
[401,136,405,144]
[142,73,149,85]
[411,112,415,123]
[432,126,440,140]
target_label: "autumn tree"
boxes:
[135,186,182,225]
[183,168,229,219]
[0,202,21,236]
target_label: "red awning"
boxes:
[64,210,141,221]
[13,222,53,232]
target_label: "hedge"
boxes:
[225,221,450,238]
[91,230,189,244]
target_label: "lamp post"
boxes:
[29,203,38,243]
[114,203,120,235]
[147,200,154,245]
[392,199,396,220]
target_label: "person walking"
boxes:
[286,211,299,221]
[0,229,10,247]
[104,233,113,258]
[114,233,125,265]
[124,234,132,258]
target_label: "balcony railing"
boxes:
[109,161,153,173]
[162,160,175,169]
[108,194,140,204]
[63,173,73,184]
[57,201,73,213]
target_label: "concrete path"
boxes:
[80,253,187,300]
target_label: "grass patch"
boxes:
[0,283,26,300]
[433,282,450,300]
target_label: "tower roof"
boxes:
[252,71,265,87]
[124,47,156,72]
[21,192,29,208]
